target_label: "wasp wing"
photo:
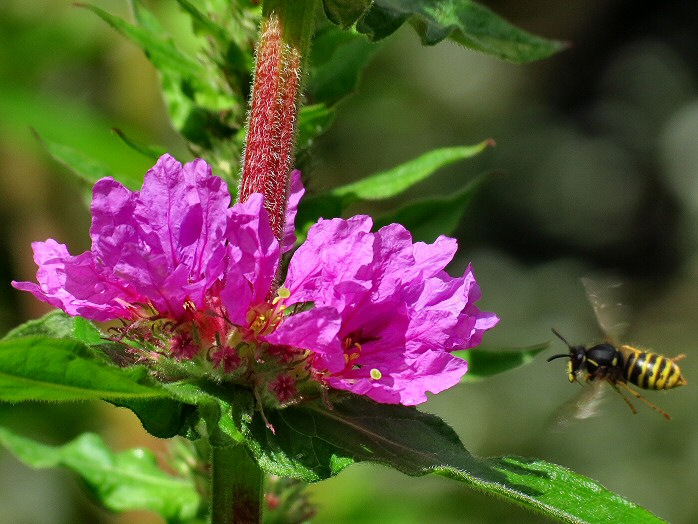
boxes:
[580,277,631,345]
[550,378,609,429]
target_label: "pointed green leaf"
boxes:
[1,83,151,186]
[78,2,206,82]
[322,0,372,28]
[34,132,143,189]
[374,171,490,241]
[454,342,549,382]
[127,0,243,114]
[356,0,567,63]
[175,0,229,42]
[243,396,664,523]
[0,427,201,522]
[0,337,171,402]
[440,456,664,524]
[297,142,493,235]
[334,142,493,201]
[175,0,256,105]
[112,128,167,161]
[79,1,241,138]
[244,395,479,481]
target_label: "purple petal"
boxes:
[90,154,231,316]
[285,215,374,304]
[181,158,232,289]
[285,214,497,405]
[265,306,345,373]
[404,264,498,351]
[220,194,280,320]
[12,240,141,321]
[218,260,253,326]
[327,350,468,406]
[412,235,458,278]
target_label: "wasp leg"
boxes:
[608,381,638,415]
[671,354,686,363]
[616,381,672,421]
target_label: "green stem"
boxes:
[210,444,264,524]
[262,0,315,57]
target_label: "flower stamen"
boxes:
[343,337,362,365]
[247,288,290,337]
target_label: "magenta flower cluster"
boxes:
[13,155,498,406]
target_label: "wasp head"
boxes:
[548,328,587,383]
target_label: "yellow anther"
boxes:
[272,287,291,306]
[344,351,361,364]
[183,299,196,311]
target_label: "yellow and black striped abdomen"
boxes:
[623,348,686,390]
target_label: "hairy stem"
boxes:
[238,0,316,251]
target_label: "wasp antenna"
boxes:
[551,328,573,348]
[547,353,570,363]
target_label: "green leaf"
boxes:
[244,396,664,523]
[110,397,195,439]
[174,0,256,98]
[127,0,242,112]
[33,132,143,190]
[355,0,567,63]
[0,82,154,180]
[309,26,382,107]
[175,0,229,42]
[78,2,207,83]
[322,0,372,28]
[4,310,82,341]
[79,1,242,143]
[112,128,168,161]
[374,171,490,241]
[3,314,194,438]
[0,427,201,522]
[441,456,665,524]
[454,342,549,382]
[164,381,251,445]
[335,143,493,201]
[3,310,103,346]
[72,317,104,346]
[297,142,492,235]
[0,337,171,402]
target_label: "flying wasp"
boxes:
[547,278,687,421]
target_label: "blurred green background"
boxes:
[2,1,698,523]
